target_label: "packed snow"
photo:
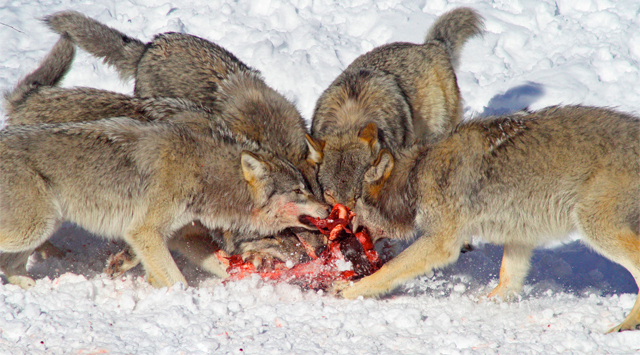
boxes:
[1,0,639,353]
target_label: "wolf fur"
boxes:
[2,35,146,126]
[2,35,328,282]
[45,12,323,198]
[309,7,483,209]
[0,114,329,289]
[340,105,640,333]
[44,13,327,260]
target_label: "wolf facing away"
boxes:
[2,35,236,134]
[0,115,329,289]
[309,7,484,209]
[45,11,324,199]
[338,105,640,333]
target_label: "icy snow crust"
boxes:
[1,0,639,353]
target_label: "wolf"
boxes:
[2,33,154,125]
[337,105,640,333]
[44,11,324,199]
[308,7,483,209]
[0,113,329,289]
[2,36,324,280]
[43,12,327,266]
[3,34,151,126]
[2,35,232,132]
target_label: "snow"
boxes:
[1,0,639,353]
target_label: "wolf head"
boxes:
[217,71,325,201]
[353,148,418,243]
[306,123,382,210]
[241,151,330,235]
[309,68,413,209]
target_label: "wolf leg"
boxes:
[107,224,229,279]
[577,172,640,332]
[486,243,533,301]
[0,166,58,288]
[0,251,36,289]
[124,225,187,288]
[340,227,461,299]
[581,226,640,333]
[168,226,229,278]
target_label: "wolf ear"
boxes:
[358,122,380,153]
[364,149,394,185]
[305,134,325,165]
[241,151,269,185]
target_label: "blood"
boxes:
[219,204,382,291]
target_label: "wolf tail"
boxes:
[425,7,484,68]
[44,11,146,80]
[4,34,75,115]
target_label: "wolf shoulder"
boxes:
[441,105,639,169]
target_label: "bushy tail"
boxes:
[4,35,75,115]
[425,7,484,68]
[44,11,145,80]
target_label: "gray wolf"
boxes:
[44,11,323,198]
[43,13,328,266]
[340,105,640,333]
[0,50,329,288]
[3,34,326,279]
[309,7,484,209]
[0,36,327,286]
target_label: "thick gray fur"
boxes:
[342,105,640,333]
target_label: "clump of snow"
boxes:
[1,0,639,353]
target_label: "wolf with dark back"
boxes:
[309,7,484,209]
[0,86,329,290]
[339,105,640,333]
[44,11,323,198]
[5,14,329,276]
[1,36,331,288]
[46,10,326,258]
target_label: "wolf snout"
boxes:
[298,215,319,230]
[297,204,330,230]
[321,204,332,218]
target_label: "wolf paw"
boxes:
[486,284,520,302]
[331,279,353,297]
[606,319,640,333]
[241,251,281,271]
[200,251,230,278]
[104,248,140,278]
[8,275,36,289]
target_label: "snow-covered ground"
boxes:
[1,0,639,353]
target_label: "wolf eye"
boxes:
[294,188,303,195]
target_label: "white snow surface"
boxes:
[1,0,640,354]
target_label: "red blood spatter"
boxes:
[219,204,381,291]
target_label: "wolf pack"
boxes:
[0,7,638,333]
